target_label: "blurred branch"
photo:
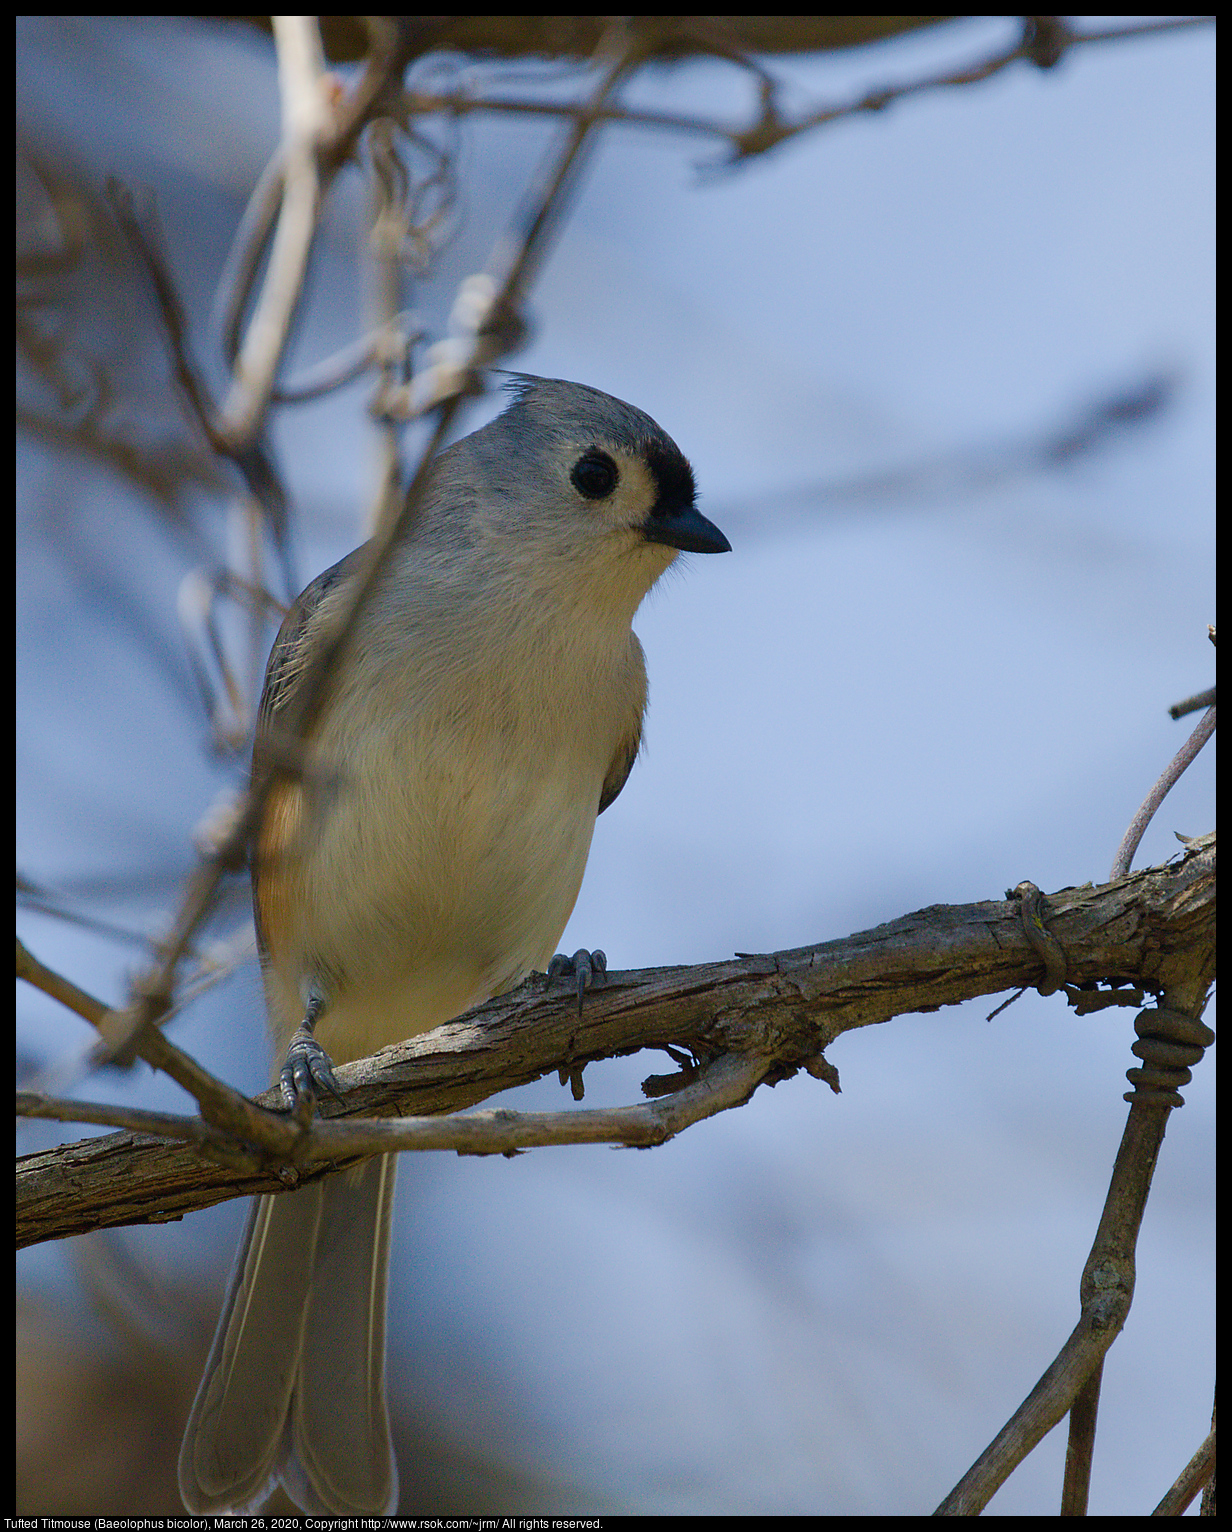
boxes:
[16,936,293,1167]
[394,17,1214,170]
[241,16,1210,68]
[731,368,1183,523]
[17,832,1213,1247]
[16,937,109,1030]
[214,17,420,446]
[17,918,255,1098]
[241,16,955,65]
[267,313,419,403]
[177,566,290,753]
[13,400,219,506]
[216,16,330,445]
[17,876,167,952]
[16,151,222,508]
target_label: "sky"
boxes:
[17,17,1215,1516]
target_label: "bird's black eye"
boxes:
[571,449,619,500]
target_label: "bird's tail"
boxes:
[178,1155,398,1515]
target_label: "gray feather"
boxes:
[178,1158,397,1515]
[288,1155,398,1514]
[178,1182,323,1512]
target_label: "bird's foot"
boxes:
[546,948,607,1016]
[279,1006,345,1125]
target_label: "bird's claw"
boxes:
[279,1021,345,1122]
[547,948,607,1016]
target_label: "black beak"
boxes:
[643,504,731,555]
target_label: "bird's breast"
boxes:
[257,664,622,1061]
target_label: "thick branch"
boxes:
[16,835,1212,1249]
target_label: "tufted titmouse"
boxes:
[177,376,730,1514]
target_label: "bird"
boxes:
[177,374,730,1514]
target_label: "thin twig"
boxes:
[213,148,286,369]
[391,20,637,421]
[17,937,108,1029]
[16,882,167,951]
[107,183,294,582]
[17,937,297,1161]
[18,1091,224,1147]
[27,923,254,1100]
[1169,686,1216,721]
[269,315,418,403]
[217,16,329,446]
[214,18,415,433]
[936,1105,1175,1514]
[1152,1424,1217,1516]
[937,965,1212,1515]
[1110,706,1216,879]
[363,119,414,530]
[17,1050,769,1160]
[400,17,1214,170]
[1060,1358,1103,1514]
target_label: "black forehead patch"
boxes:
[643,437,696,518]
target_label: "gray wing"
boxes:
[598,717,642,815]
[258,544,370,731]
[252,546,369,959]
[598,633,648,815]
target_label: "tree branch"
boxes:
[393,17,1215,171]
[937,913,1215,1513]
[16,833,1213,1249]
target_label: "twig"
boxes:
[1152,1424,1217,1516]
[400,17,1215,170]
[107,183,294,583]
[105,182,220,449]
[362,119,415,529]
[217,17,329,445]
[17,1050,769,1161]
[27,925,254,1099]
[1110,706,1216,879]
[390,19,638,421]
[1060,1361,1103,1515]
[937,969,1213,1513]
[16,937,297,1163]
[14,402,217,508]
[935,1088,1192,1514]
[16,880,167,951]
[214,18,415,441]
[17,937,108,1029]
[1169,686,1215,721]
[213,147,286,370]
[177,564,291,752]
[18,1091,228,1148]
[269,315,418,403]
